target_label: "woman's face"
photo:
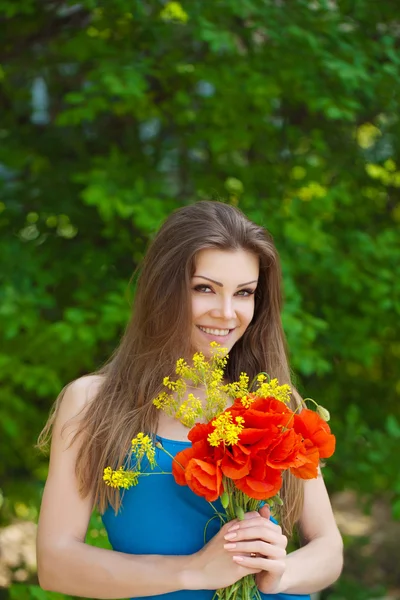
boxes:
[190,248,259,357]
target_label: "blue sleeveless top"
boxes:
[102,436,310,600]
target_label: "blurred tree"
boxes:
[1,0,400,595]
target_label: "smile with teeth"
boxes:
[197,326,233,336]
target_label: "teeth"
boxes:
[198,326,230,336]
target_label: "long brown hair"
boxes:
[39,200,304,535]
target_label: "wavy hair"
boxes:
[39,200,304,536]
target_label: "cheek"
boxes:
[239,300,255,327]
[191,295,209,321]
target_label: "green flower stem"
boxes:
[215,479,265,599]
[138,471,172,476]
[303,397,318,409]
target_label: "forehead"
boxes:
[194,248,259,279]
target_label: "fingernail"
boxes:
[233,555,244,562]
[224,543,236,549]
[228,524,239,532]
[224,532,237,540]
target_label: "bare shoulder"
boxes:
[66,374,105,405]
[55,374,106,437]
[61,374,104,410]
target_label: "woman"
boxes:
[37,201,343,599]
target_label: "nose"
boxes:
[209,296,236,321]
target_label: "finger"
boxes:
[243,511,260,520]
[224,540,287,559]
[227,513,264,531]
[230,516,283,536]
[225,524,287,548]
[232,556,286,575]
[223,519,238,533]
[259,504,271,519]
[236,564,263,576]
[227,516,283,536]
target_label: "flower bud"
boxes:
[220,491,230,509]
[317,405,330,422]
[235,505,245,520]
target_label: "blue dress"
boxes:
[102,436,310,600]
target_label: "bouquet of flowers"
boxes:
[104,343,335,600]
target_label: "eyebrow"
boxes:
[193,275,258,288]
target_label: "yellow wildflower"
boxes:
[153,345,292,428]
[176,394,202,427]
[131,433,156,468]
[211,367,224,383]
[221,372,248,401]
[175,358,189,376]
[204,386,227,422]
[193,352,207,371]
[208,412,245,447]
[153,391,172,410]
[162,376,186,394]
[239,372,250,388]
[103,466,138,489]
[163,376,178,391]
[255,378,291,404]
[240,395,255,408]
[210,341,227,355]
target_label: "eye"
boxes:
[193,284,213,293]
[236,288,256,297]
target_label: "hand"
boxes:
[223,505,287,594]
[187,520,262,590]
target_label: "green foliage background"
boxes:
[1,0,400,598]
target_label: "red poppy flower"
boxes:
[171,396,335,501]
[238,415,291,450]
[172,446,197,486]
[293,409,336,458]
[235,455,282,500]
[290,442,320,479]
[247,396,293,417]
[172,437,213,481]
[188,422,214,444]
[264,428,306,470]
[221,443,251,479]
[185,458,223,502]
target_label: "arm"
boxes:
[37,376,189,598]
[255,469,343,595]
[274,469,343,595]
[37,376,259,598]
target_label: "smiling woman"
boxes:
[36,201,343,600]
[191,249,259,356]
